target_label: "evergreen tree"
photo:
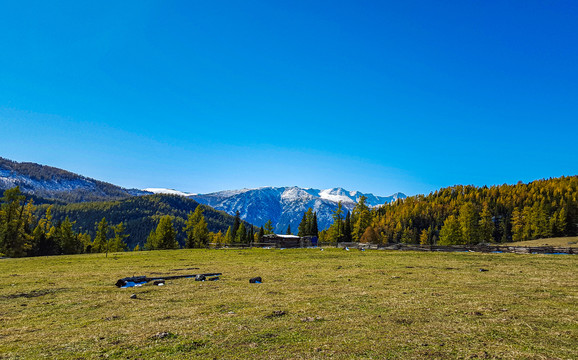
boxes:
[557,207,568,236]
[231,210,241,240]
[439,215,462,245]
[258,226,264,241]
[311,212,319,237]
[264,220,274,235]
[193,214,210,247]
[478,202,494,243]
[327,202,344,243]
[305,208,314,235]
[286,224,292,235]
[236,222,247,243]
[145,229,157,250]
[0,187,34,257]
[92,217,109,253]
[184,206,209,248]
[224,226,232,244]
[155,215,178,249]
[109,223,129,252]
[297,213,307,236]
[248,226,254,244]
[511,208,524,242]
[31,206,58,256]
[419,229,429,245]
[211,230,225,247]
[352,196,372,241]
[458,203,479,244]
[343,211,353,242]
[57,217,81,254]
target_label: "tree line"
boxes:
[0,187,130,257]
[317,176,578,245]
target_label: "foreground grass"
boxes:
[0,249,576,359]
[503,236,578,248]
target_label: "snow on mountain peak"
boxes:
[143,188,197,196]
[189,186,406,232]
[319,188,357,204]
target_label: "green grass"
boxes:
[503,236,578,248]
[1,249,576,359]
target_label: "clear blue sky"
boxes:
[1,1,577,196]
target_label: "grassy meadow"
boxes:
[0,248,576,359]
[502,236,578,248]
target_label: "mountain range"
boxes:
[149,187,406,232]
[1,157,405,234]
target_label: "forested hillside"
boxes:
[0,187,253,257]
[0,157,149,202]
[364,176,578,245]
[40,194,250,249]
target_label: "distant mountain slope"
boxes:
[42,194,250,249]
[0,157,150,202]
[190,186,406,232]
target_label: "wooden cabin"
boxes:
[261,234,318,248]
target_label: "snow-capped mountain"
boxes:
[143,188,197,197]
[0,157,150,202]
[190,186,406,232]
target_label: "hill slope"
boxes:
[0,157,150,202]
[42,194,250,249]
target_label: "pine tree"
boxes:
[298,213,307,236]
[145,229,157,250]
[258,226,264,241]
[154,215,178,249]
[0,187,34,257]
[327,202,344,243]
[419,229,429,245]
[557,207,568,236]
[92,218,109,253]
[311,212,319,237]
[439,215,462,245]
[458,203,479,244]
[264,220,274,235]
[248,226,254,244]
[305,208,314,235]
[344,211,352,242]
[225,226,232,244]
[352,196,371,241]
[478,202,494,243]
[184,207,209,248]
[109,223,129,252]
[231,211,241,240]
[237,222,247,243]
[511,208,524,242]
[57,217,81,254]
[286,224,292,235]
[31,206,56,256]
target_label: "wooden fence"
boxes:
[337,242,576,254]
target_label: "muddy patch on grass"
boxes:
[265,310,287,318]
[2,288,69,299]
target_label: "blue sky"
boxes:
[1,1,577,196]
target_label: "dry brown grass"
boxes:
[503,236,578,248]
[0,248,576,359]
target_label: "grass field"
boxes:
[503,236,578,248]
[1,248,576,359]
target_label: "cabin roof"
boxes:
[263,234,301,239]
